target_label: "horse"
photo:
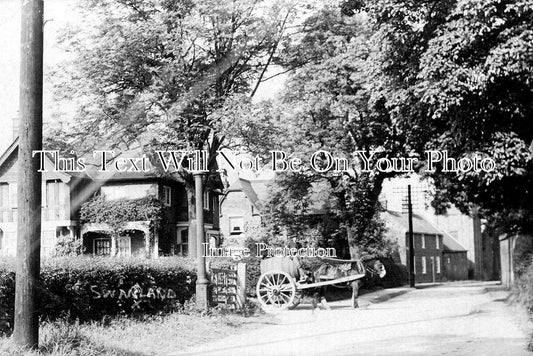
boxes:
[312,258,386,309]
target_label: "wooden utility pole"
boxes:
[194,172,209,310]
[14,0,44,348]
[408,185,415,288]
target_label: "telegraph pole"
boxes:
[194,172,209,310]
[408,185,415,288]
[14,0,44,348]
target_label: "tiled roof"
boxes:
[383,210,468,251]
[225,178,334,215]
[441,232,468,252]
[384,210,443,235]
[226,178,263,209]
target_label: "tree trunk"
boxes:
[346,174,387,259]
[347,227,360,260]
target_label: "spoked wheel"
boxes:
[256,270,296,313]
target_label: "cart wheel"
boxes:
[256,270,296,312]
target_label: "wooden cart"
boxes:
[256,256,366,312]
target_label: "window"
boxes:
[203,191,211,210]
[421,256,427,274]
[0,183,9,207]
[177,229,188,256]
[229,216,244,235]
[436,256,441,273]
[436,235,440,249]
[117,236,131,257]
[94,238,111,256]
[421,234,425,249]
[162,186,171,206]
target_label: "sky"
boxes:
[0,0,81,152]
[0,0,285,153]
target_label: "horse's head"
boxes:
[365,259,386,279]
[375,260,386,278]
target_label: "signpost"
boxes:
[14,0,44,348]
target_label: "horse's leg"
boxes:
[312,290,319,310]
[320,286,331,310]
[351,280,360,309]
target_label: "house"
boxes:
[81,170,185,258]
[380,175,492,280]
[219,178,268,248]
[383,210,469,282]
[0,138,93,256]
[0,139,221,258]
[81,167,221,258]
[218,177,335,249]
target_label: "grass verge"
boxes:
[0,308,272,356]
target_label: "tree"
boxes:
[225,5,408,258]
[358,0,533,233]
[49,0,299,243]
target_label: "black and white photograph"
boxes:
[1,0,533,355]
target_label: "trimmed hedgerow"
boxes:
[0,257,196,336]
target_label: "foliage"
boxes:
[513,254,533,350]
[241,0,533,246]
[46,0,301,229]
[52,234,85,257]
[80,195,165,255]
[48,0,297,170]
[379,258,408,288]
[0,257,197,336]
[225,5,407,258]
[80,195,165,227]
[359,0,533,232]
[0,307,266,356]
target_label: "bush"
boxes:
[512,254,533,351]
[52,234,85,257]
[379,258,408,288]
[0,257,196,336]
[513,254,533,313]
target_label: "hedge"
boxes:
[512,254,533,350]
[0,257,197,336]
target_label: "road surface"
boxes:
[179,282,532,356]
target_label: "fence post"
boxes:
[236,263,247,309]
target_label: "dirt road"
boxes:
[179,282,532,356]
